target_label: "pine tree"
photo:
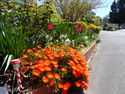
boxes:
[110,0,125,26]
[118,0,125,24]
[109,0,120,25]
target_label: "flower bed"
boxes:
[20,46,89,94]
[30,42,97,94]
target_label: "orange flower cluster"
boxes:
[20,46,89,94]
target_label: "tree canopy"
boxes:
[54,0,102,22]
[109,0,125,25]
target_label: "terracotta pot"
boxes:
[31,86,54,94]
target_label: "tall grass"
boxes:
[0,22,27,59]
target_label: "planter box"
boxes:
[31,86,54,94]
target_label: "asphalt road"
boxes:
[85,30,125,94]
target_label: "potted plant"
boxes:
[20,45,89,94]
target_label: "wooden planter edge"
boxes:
[84,41,97,61]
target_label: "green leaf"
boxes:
[4,55,12,74]
[0,55,8,70]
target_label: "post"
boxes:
[11,59,23,90]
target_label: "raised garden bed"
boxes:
[84,41,96,61]
[30,42,97,94]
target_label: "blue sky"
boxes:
[93,0,115,18]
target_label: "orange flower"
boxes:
[30,65,36,69]
[47,73,53,79]
[72,70,81,77]
[59,51,65,56]
[41,48,49,51]
[54,73,60,79]
[23,54,28,58]
[22,49,25,52]
[54,64,59,68]
[51,61,58,65]
[39,67,45,71]
[84,72,90,78]
[45,66,52,71]
[58,83,63,88]
[34,53,40,56]
[72,65,77,70]
[45,60,51,65]
[81,82,88,90]
[61,68,67,72]
[42,76,49,83]
[63,82,71,90]
[32,71,40,76]
[27,49,33,53]
[37,50,41,53]
[68,60,75,66]
[32,48,36,50]
[49,80,55,86]
[48,55,54,60]
[37,46,42,48]
[54,53,60,58]
[43,56,49,60]
[75,80,82,87]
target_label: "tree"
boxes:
[54,0,102,22]
[82,11,96,23]
[109,0,125,26]
[109,1,120,25]
[103,15,109,24]
[118,0,125,24]
[93,16,103,25]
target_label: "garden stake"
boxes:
[11,59,23,91]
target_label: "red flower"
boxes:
[62,90,67,94]
[34,59,40,63]
[63,82,71,90]
[81,82,88,90]
[32,48,37,50]
[50,80,55,86]
[72,70,81,77]
[47,24,53,30]
[74,24,79,29]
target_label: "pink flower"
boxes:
[79,25,84,29]
[47,24,53,30]
[78,28,82,32]
[74,24,79,29]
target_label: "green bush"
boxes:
[103,24,118,31]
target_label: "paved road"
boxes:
[85,30,125,94]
